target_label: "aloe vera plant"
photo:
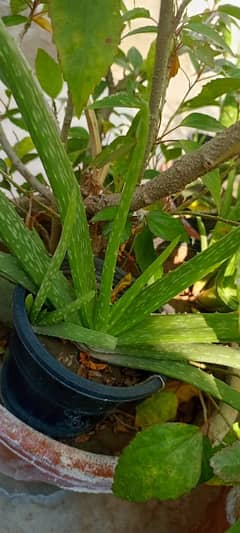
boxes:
[1,0,240,503]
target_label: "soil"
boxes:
[39,334,145,387]
[39,335,207,456]
[38,335,149,454]
[0,325,208,456]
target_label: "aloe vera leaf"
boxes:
[236,247,240,332]
[37,291,95,325]
[34,322,117,351]
[117,312,240,345]
[0,252,36,292]
[220,169,236,218]
[95,104,149,331]
[87,349,240,411]
[0,190,73,309]
[109,237,179,322]
[30,188,78,323]
[113,342,240,369]
[0,20,96,326]
[110,225,240,335]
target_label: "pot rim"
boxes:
[0,403,116,491]
[13,285,165,402]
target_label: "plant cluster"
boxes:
[0,0,240,507]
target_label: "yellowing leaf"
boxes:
[135,391,178,429]
[165,380,199,403]
[113,423,203,501]
[32,15,52,32]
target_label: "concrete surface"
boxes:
[0,472,230,533]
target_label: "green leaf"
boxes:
[161,144,182,162]
[134,227,156,272]
[147,211,189,242]
[123,25,157,39]
[5,113,27,131]
[0,19,96,327]
[202,169,222,213]
[117,239,179,315]
[211,441,240,483]
[113,423,203,501]
[180,113,225,133]
[0,252,36,292]
[69,126,89,140]
[114,342,240,371]
[90,92,142,109]
[143,169,160,180]
[10,0,28,15]
[185,22,232,54]
[218,4,240,21]
[118,312,240,345]
[12,136,34,162]
[182,33,217,69]
[110,226,240,335]
[92,206,118,223]
[220,169,236,218]
[183,79,240,109]
[35,48,63,99]
[220,94,239,128]
[95,104,149,331]
[34,322,117,351]
[122,8,151,22]
[30,188,78,323]
[140,39,155,81]
[216,254,238,310]
[49,0,122,116]
[2,15,27,26]
[136,391,178,429]
[179,140,200,153]
[0,159,8,175]
[127,47,143,69]
[199,437,214,484]
[102,219,131,245]
[0,190,73,311]
[93,136,135,167]
[37,291,95,325]
[225,520,240,533]
[89,350,240,412]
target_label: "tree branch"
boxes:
[0,122,51,200]
[144,0,175,166]
[175,0,192,26]
[60,88,73,143]
[85,120,240,215]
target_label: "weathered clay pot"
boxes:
[0,403,233,533]
[0,403,115,492]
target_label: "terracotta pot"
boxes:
[0,403,115,492]
[0,403,232,533]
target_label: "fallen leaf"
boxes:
[79,351,107,371]
[111,273,133,303]
[165,380,199,403]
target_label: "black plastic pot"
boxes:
[0,260,165,439]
